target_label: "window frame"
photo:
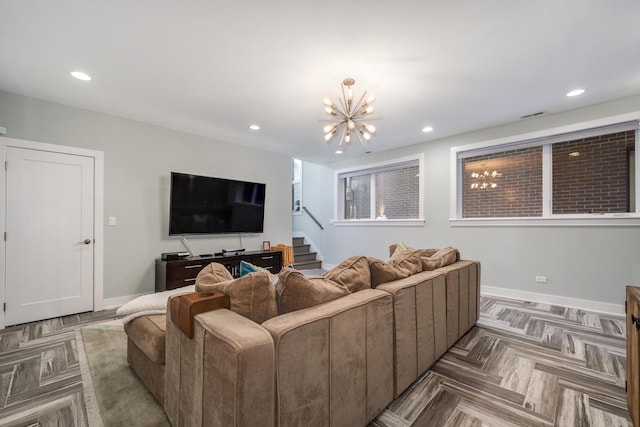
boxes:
[450,112,640,226]
[333,154,425,227]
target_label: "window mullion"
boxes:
[634,129,640,213]
[370,173,376,220]
[542,144,552,217]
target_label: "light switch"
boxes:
[108,216,117,226]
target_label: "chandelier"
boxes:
[322,78,377,146]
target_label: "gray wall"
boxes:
[0,91,292,300]
[298,95,640,306]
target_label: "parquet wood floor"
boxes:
[371,296,631,427]
[0,296,631,426]
[0,310,118,426]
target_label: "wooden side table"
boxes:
[627,286,640,427]
[170,291,230,338]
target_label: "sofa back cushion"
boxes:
[196,272,278,323]
[323,255,371,293]
[367,257,407,288]
[195,262,234,286]
[277,268,351,315]
[388,249,422,276]
[421,247,460,270]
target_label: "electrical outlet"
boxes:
[535,276,548,283]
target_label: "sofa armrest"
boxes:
[262,289,394,427]
[194,309,276,427]
[165,302,275,427]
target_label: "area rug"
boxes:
[76,322,169,426]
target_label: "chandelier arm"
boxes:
[351,90,368,118]
[337,96,350,118]
[338,124,349,146]
[354,130,366,147]
[340,84,351,115]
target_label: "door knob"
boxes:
[79,239,92,245]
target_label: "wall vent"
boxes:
[520,111,546,119]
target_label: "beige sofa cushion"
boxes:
[195,262,234,287]
[367,257,407,288]
[196,272,278,324]
[422,247,460,271]
[124,314,167,364]
[277,268,351,315]
[388,249,422,276]
[323,255,371,293]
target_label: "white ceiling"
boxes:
[1,1,639,162]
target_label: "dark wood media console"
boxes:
[155,250,283,291]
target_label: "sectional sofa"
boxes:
[123,246,480,426]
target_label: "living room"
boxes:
[1,2,640,426]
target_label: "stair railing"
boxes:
[302,206,324,230]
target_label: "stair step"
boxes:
[292,237,305,246]
[293,260,323,270]
[294,252,317,263]
[293,244,310,254]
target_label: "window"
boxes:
[336,156,423,224]
[452,117,640,225]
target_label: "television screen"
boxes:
[169,172,266,235]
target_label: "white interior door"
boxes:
[5,147,94,326]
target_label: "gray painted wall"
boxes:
[0,91,292,300]
[297,95,640,306]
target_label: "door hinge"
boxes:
[3,302,5,312]
[625,300,628,314]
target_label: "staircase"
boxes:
[292,236,322,270]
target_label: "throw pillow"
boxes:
[277,268,351,315]
[195,262,234,287]
[390,241,409,257]
[195,272,278,323]
[323,255,371,293]
[367,257,406,287]
[388,249,422,276]
[421,247,460,270]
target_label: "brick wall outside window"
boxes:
[462,146,543,217]
[375,165,419,219]
[344,174,371,219]
[552,130,635,214]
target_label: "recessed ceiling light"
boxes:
[566,89,585,97]
[422,126,434,133]
[248,124,260,131]
[335,150,343,154]
[70,71,91,81]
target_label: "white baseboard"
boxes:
[102,292,152,310]
[481,286,624,317]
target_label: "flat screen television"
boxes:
[169,172,266,235]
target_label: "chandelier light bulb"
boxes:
[324,132,334,142]
[365,105,374,114]
[348,120,355,130]
[323,124,335,133]
[367,94,376,104]
[345,133,351,143]
[323,97,333,106]
[365,124,376,133]
[324,106,335,115]
[363,132,371,140]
